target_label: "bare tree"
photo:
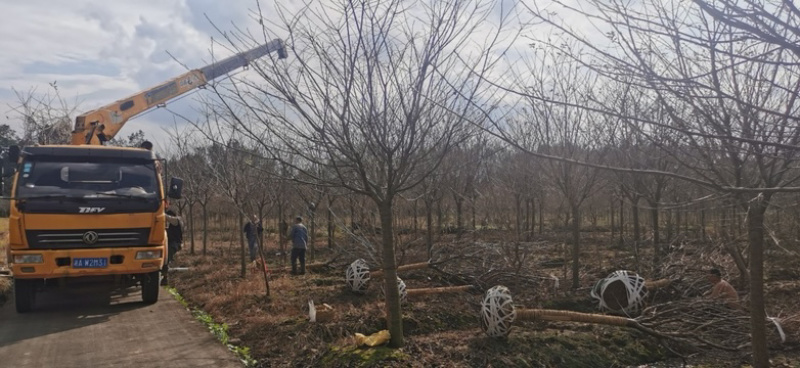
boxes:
[603,85,679,267]
[203,0,511,347]
[107,129,147,148]
[10,83,76,145]
[444,133,493,238]
[169,126,213,256]
[480,1,800,365]
[500,48,607,289]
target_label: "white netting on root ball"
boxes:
[590,270,647,315]
[397,277,407,303]
[346,259,371,293]
[480,285,516,338]
[379,277,408,303]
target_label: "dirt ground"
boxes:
[1,218,796,366]
[168,231,800,368]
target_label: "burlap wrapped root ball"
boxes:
[375,276,408,304]
[397,277,407,303]
[590,270,647,315]
[481,285,516,338]
[346,259,371,293]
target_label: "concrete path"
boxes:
[0,284,242,368]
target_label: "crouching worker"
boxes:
[161,208,183,286]
[705,268,740,309]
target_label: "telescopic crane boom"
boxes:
[71,39,287,145]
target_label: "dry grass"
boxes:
[0,218,10,302]
[171,238,497,367]
[0,217,8,267]
[0,277,10,299]
[169,232,800,367]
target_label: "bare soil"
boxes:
[168,231,800,368]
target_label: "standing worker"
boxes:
[139,140,163,174]
[244,214,264,263]
[288,216,308,275]
[161,207,183,286]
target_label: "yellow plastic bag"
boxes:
[354,330,390,347]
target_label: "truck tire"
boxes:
[141,271,160,304]
[14,279,35,313]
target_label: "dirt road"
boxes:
[0,284,242,368]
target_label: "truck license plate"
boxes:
[72,258,108,268]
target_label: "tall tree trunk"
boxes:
[618,198,625,248]
[632,197,641,272]
[378,198,404,348]
[701,209,706,241]
[309,210,316,262]
[425,199,434,258]
[538,197,544,234]
[349,196,355,231]
[524,198,531,231]
[515,193,522,241]
[258,205,266,254]
[683,206,689,235]
[529,198,535,240]
[455,197,464,239]
[720,206,727,240]
[436,201,443,234]
[201,202,208,256]
[278,202,286,259]
[666,209,673,243]
[571,203,581,290]
[413,199,418,234]
[610,197,616,243]
[747,195,769,368]
[327,207,334,249]
[471,195,477,231]
[188,202,195,255]
[239,212,246,278]
[650,202,660,264]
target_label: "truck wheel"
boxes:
[14,279,35,313]
[141,271,160,304]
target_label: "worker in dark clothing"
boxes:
[288,216,308,275]
[244,214,264,263]
[161,208,183,286]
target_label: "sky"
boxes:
[0,0,281,152]
[0,0,598,154]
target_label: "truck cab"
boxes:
[5,145,182,312]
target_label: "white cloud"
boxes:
[0,0,264,148]
[0,0,603,152]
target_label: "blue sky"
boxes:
[0,0,286,151]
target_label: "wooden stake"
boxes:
[406,285,473,297]
[516,309,633,327]
[644,279,671,290]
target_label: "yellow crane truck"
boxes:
[3,39,286,313]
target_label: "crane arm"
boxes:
[71,38,287,145]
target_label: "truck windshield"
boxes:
[16,160,159,199]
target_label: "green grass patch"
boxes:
[167,287,258,367]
